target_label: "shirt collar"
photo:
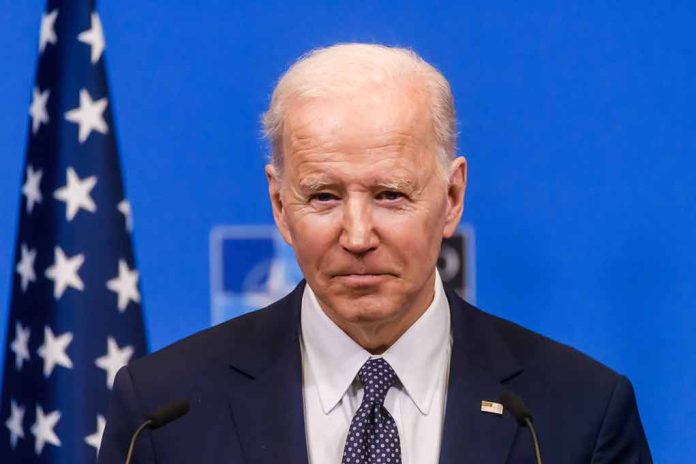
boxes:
[300,270,451,415]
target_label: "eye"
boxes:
[311,192,338,202]
[377,190,404,201]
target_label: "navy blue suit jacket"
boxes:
[98,282,651,463]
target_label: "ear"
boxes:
[442,156,467,238]
[265,164,294,246]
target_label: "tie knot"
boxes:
[358,358,397,405]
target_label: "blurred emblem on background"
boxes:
[210,225,475,325]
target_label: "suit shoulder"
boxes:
[129,310,251,371]
[128,285,302,379]
[469,304,621,385]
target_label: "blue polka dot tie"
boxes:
[342,358,402,464]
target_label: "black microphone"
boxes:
[499,391,542,464]
[125,398,190,464]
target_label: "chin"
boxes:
[330,293,402,323]
[311,275,406,320]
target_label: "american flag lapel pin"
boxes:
[481,400,504,415]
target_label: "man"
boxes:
[98,43,651,463]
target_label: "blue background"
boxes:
[1,1,694,461]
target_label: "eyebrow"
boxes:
[374,177,417,192]
[298,177,336,193]
[298,175,417,193]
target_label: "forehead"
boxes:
[281,81,436,161]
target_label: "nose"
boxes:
[339,196,378,255]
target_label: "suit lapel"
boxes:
[226,283,309,464]
[440,287,524,464]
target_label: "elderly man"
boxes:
[98,44,651,463]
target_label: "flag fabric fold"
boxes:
[1,0,148,461]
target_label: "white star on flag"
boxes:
[96,336,134,389]
[78,13,105,64]
[37,326,74,378]
[29,87,50,134]
[22,165,43,214]
[10,322,31,371]
[30,405,61,455]
[117,199,133,232]
[39,9,58,53]
[84,414,106,454]
[45,246,85,299]
[16,243,37,292]
[107,259,141,312]
[53,167,97,221]
[64,88,108,143]
[5,400,25,449]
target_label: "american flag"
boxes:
[1,1,148,462]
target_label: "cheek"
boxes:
[287,211,340,263]
[374,210,443,258]
[374,205,444,240]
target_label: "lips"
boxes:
[332,273,392,286]
[332,269,393,277]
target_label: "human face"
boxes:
[266,82,466,349]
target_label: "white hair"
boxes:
[261,43,457,180]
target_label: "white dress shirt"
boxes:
[300,272,452,463]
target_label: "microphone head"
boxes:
[146,398,190,430]
[499,391,533,425]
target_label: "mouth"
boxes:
[333,273,392,286]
